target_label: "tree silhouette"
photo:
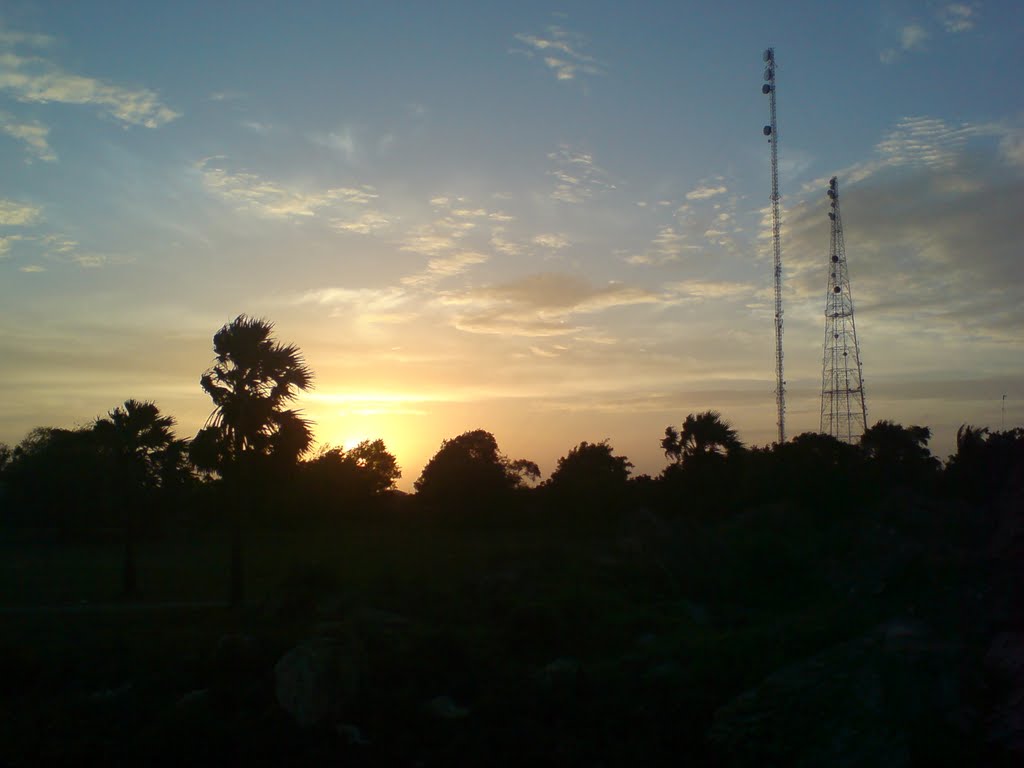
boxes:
[662,411,743,467]
[946,424,1024,502]
[414,429,533,507]
[93,399,182,596]
[301,439,402,513]
[190,315,314,605]
[546,440,633,511]
[4,427,109,530]
[859,420,939,485]
[345,439,402,495]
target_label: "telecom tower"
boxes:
[820,176,868,442]
[762,48,785,444]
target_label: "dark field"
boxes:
[0,493,1010,766]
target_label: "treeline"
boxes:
[0,316,1021,597]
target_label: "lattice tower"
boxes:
[762,48,785,444]
[820,176,868,442]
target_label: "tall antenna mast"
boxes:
[762,48,785,443]
[820,176,868,442]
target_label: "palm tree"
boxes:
[93,399,180,596]
[191,315,314,605]
[662,411,742,466]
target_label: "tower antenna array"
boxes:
[820,176,868,442]
[762,48,785,443]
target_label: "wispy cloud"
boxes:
[875,116,981,169]
[0,198,41,226]
[685,184,728,201]
[0,111,55,161]
[197,157,379,220]
[0,25,54,49]
[532,233,569,250]
[512,25,601,82]
[901,24,929,51]
[800,116,1000,194]
[402,251,489,287]
[312,127,358,162]
[397,196,523,285]
[665,279,757,302]
[328,210,392,234]
[626,226,693,266]
[441,272,673,336]
[0,36,178,127]
[1000,122,1024,168]
[939,3,976,33]
[294,285,416,325]
[548,145,615,203]
[207,90,245,103]
[779,130,1024,346]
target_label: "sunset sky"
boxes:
[1,1,1021,489]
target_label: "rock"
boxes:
[533,656,583,689]
[176,688,208,708]
[425,695,469,719]
[274,635,361,728]
[335,722,369,745]
[680,599,709,626]
[985,632,1024,756]
[709,623,966,767]
[210,633,264,694]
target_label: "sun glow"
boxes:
[306,398,446,491]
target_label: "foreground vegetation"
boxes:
[1,315,1022,764]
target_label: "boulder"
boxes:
[274,634,361,728]
[710,622,966,767]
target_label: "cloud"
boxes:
[0,234,26,255]
[779,136,1024,344]
[548,145,615,203]
[312,127,358,162]
[939,3,976,33]
[901,24,929,51]
[0,198,41,226]
[665,279,758,302]
[70,253,109,268]
[18,264,44,272]
[197,157,379,219]
[999,122,1024,167]
[207,90,244,102]
[875,116,980,169]
[0,26,54,49]
[241,120,274,135]
[686,184,728,200]
[294,285,416,325]
[532,233,569,250]
[328,210,392,234]
[512,25,601,82]
[397,196,522,285]
[626,226,694,266]
[0,47,178,128]
[803,116,1001,192]
[441,272,673,336]
[40,234,77,254]
[0,111,55,161]
[491,228,525,257]
[880,22,930,63]
[401,250,489,287]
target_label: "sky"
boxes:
[1,1,1022,489]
